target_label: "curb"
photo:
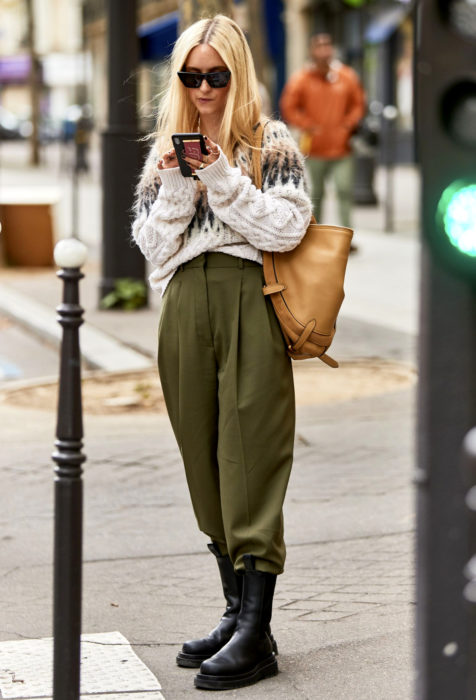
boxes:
[0,282,153,373]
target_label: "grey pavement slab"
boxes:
[341,230,419,336]
[0,384,415,699]
[0,138,418,698]
[0,632,164,699]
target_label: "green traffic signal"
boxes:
[436,181,476,258]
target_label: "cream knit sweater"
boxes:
[131,120,312,295]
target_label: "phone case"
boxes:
[172,133,207,177]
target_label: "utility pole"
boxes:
[100,0,146,304]
[247,1,271,93]
[25,0,41,166]
[416,1,476,698]
[462,428,476,699]
[179,0,233,31]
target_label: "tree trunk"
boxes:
[247,0,269,87]
[25,0,41,166]
[179,0,233,31]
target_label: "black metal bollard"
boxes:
[51,239,88,700]
[463,427,476,699]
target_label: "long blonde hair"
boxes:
[154,15,264,162]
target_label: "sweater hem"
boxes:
[148,245,263,296]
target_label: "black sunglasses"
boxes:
[177,70,231,89]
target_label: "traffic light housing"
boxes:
[417,0,476,282]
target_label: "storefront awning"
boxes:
[365,5,411,44]
[138,11,179,61]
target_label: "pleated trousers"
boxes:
[158,252,295,574]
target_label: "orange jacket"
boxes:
[280,62,366,159]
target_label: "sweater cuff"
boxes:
[196,149,238,189]
[159,166,195,194]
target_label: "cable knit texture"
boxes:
[131,120,312,295]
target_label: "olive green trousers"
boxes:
[158,252,295,574]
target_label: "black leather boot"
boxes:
[194,554,278,690]
[176,542,242,668]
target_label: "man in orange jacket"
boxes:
[280,33,365,235]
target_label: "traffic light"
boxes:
[417,0,476,282]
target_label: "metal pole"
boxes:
[462,427,476,699]
[100,0,146,303]
[382,105,398,233]
[416,244,476,699]
[72,163,79,239]
[179,0,233,31]
[52,239,88,700]
[25,0,41,166]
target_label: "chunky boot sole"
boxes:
[177,634,278,669]
[176,651,207,668]
[194,654,278,690]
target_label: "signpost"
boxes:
[100,0,146,304]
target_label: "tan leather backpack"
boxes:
[252,123,353,368]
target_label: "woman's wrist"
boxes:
[158,166,196,194]
[195,148,235,189]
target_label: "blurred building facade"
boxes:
[0,0,90,130]
[0,0,414,161]
[284,0,414,162]
[81,0,413,159]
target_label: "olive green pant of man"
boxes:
[158,252,295,575]
[307,154,354,227]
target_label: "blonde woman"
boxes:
[132,14,312,691]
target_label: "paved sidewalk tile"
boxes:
[0,383,415,699]
[0,631,164,699]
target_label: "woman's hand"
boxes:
[158,149,179,170]
[185,136,220,173]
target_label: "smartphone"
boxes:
[172,133,208,177]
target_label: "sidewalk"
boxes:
[0,383,415,699]
[0,140,418,698]
[0,222,418,374]
[0,140,420,367]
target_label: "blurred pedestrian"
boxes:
[280,33,365,239]
[131,14,311,692]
